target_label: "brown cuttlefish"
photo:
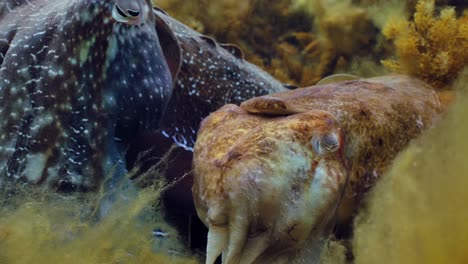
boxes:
[193,75,442,264]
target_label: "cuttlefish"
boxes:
[193,75,442,263]
[0,0,176,195]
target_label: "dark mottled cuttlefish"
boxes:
[193,76,442,264]
[0,0,174,196]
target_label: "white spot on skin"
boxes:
[24,153,47,182]
[29,113,54,137]
[0,140,16,156]
[46,165,60,182]
[80,10,93,23]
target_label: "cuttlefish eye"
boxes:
[312,132,340,155]
[112,0,143,24]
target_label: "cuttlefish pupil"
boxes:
[116,5,129,18]
[313,132,340,155]
[112,2,142,24]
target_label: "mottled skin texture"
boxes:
[154,8,288,151]
[0,0,172,194]
[193,76,442,264]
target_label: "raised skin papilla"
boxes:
[0,0,172,203]
[193,76,442,264]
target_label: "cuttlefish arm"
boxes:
[193,76,441,263]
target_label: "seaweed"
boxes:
[0,190,198,264]
[157,0,388,86]
[382,0,468,89]
[156,0,252,33]
[157,0,466,88]
[0,150,198,264]
[157,0,319,86]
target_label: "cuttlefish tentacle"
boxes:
[238,231,270,264]
[223,207,250,264]
[206,225,229,264]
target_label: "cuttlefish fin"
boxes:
[153,6,169,15]
[316,73,360,85]
[241,96,306,116]
[200,35,217,48]
[283,83,299,90]
[220,43,244,60]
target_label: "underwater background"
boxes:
[0,0,467,263]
